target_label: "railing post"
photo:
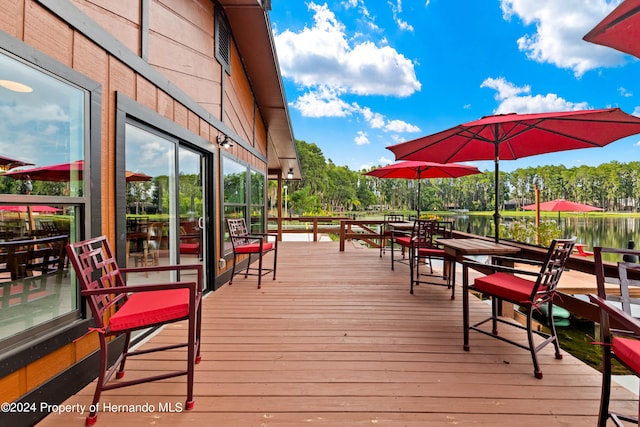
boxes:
[339,220,345,251]
[313,218,318,242]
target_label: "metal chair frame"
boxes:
[66,236,202,426]
[379,214,404,257]
[591,246,640,427]
[409,220,456,298]
[462,238,575,379]
[226,218,277,289]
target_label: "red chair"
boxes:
[590,245,640,427]
[390,220,415,270]
[462,238,575,379]
[66,236,202,426]
[409,219,456,299]
[379,214,404,257]
[226,218,277,289]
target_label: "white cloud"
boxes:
[384,119,420,133]
[618,87,633,98]
[355,131,370,145]
[481,76,590,114]
[388,0,414,32]
[500,0,625,77]
[633,107,640,117]
[274,2,420,97]
[290,87,357,118]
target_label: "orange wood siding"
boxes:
[0,0,271,405]
[225,42,258,149]
[73,0,142,55]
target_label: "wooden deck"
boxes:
[38,240,638,426]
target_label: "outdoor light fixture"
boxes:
[217,134,233,148]
[287,168,294,179]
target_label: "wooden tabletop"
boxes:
[437,238,520,260]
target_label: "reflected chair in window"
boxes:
[409,220,456,299]
[590,246,640,427]
[130,222,163,276]
[379,214,404,257]
[226,218,277,289]
[66,236,202,426]
[462,238,575,379]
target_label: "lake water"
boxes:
[453,214,640,260]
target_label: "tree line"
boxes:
[276,140,640,215]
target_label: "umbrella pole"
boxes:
[493,147,500,242]
[417,178,421,218]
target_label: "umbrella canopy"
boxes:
[522,198,603,223]
[522,199,604,213]
[388,108,640,241]
[125,171,153,182]
[0,205,61,213]
[363,161,481,215]
[0,154,34,172]
[5,161,151,183]
[583,0,640,58]
[4,160,83,182]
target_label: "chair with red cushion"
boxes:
[590,245,640,427]
[462,238,575,379]
[390,219,415,270]
[379,214,404,257]
[226,218,277,289]
[409,220,456,298]
[66,236,202,426]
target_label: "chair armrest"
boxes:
[81,280,198,296]
[121,263,203,275]
[589,294,640,336]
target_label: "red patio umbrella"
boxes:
[583,0,640,58]
[125,171,152,182]
[363,161,481,216]
[522,198,604,222]
[0,154,34,172]
[4,160,83,182]
[0,205,61,213]
[388,108,640,241]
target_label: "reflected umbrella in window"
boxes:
[0,154,34,172]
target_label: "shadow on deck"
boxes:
[38,240,637,426]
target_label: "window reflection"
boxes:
[0,50,85,348]
[0,52,84,196]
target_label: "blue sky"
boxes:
[270,0,639,173]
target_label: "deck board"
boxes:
[37,241,638,426]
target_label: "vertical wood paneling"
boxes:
[174,102,188,129]
[25,346,74,390]
[157,89,173,121]
[135,74,157,111]
[0,371,23,402]
[0,0,24,39]
[24,0,73,66]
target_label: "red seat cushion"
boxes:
[613,337,640,374]
[179,243,199,254]
[109,288,190,332]
[417,247,445,256]
[473,272,544,304]
[235,242,273,253]
[395,236,412,247]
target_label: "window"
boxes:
[222,156,266,253]
[0,50,89,347]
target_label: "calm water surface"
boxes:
[453,214,640,260]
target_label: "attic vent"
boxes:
[215,9,231,74]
